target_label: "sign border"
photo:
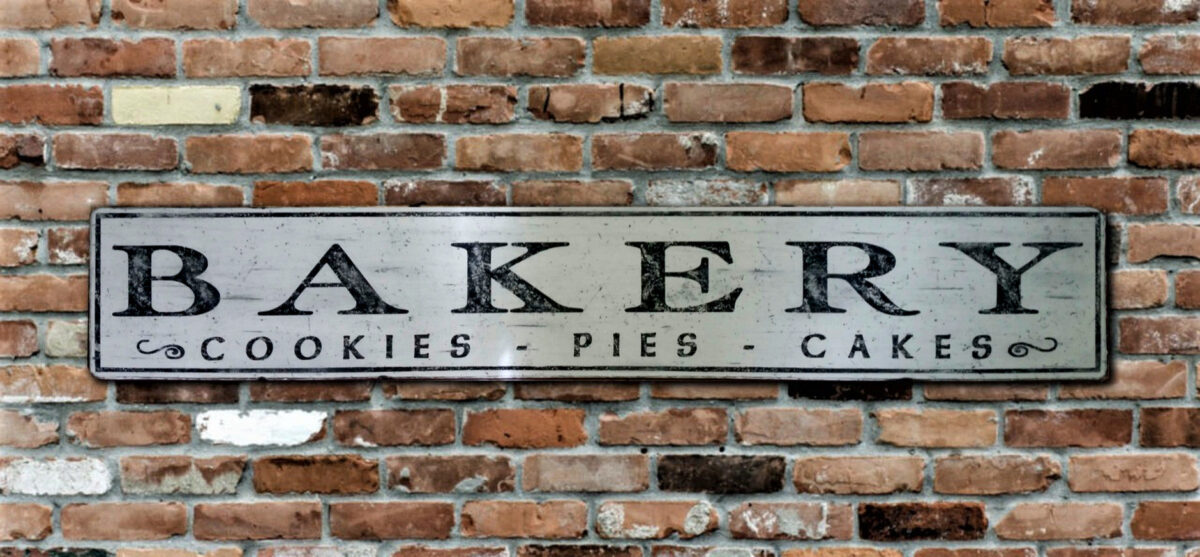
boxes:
[89,207,1107,382]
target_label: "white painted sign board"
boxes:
[90,208,1105,381]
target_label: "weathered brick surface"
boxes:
[4,2,1200,552]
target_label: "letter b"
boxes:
[113,245,220,317]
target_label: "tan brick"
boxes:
[390,85,516,124]
[464,409,586,448]
[594,36,722,75]
[54,133,177,171]
[389,0,514,27]
[995,503,1122,540]
[112,0,236,29]
[248,0,377,27]
[0,410,57,448]
[776,179,901,206]
[736,407,861,445]
[0,274,87,311]
[512,180,633,206]
[184,38,311,77]
[876,409,997,448]
[319,37,445,76]
[330,502,454,540]
[457,134,582,172]
[1070,454,1199,492]
[187,135,312,174]
[457,37,584,77]
[665,83,792,122]
[729,502,854,540]
[1178,269,1200,308]
[859,131,984,171]
[117,182,244,207]
[596,500,717,539]
[993,129,1121,169]
[68,411,190,447]
[527,83,653,123]
[386,455,514,493]
[593,133,717,170]
[867,37,991,75]
[0,364,105,403]
[804,82,933,123]
[62,502,187,540]
[1119,316,1200,354]
[253,180,376,207]
[1003,36,1130,75]
[1131,501,1200,539]
[194,502,322,540]
[1059,359,1187,399]
[461,500,587,539]
[598,408,727,445]
[1,0,100,28]
[727,131,850,172]
[523,454,648,492]
[0,502,52,541]
[794,456,924,494]
[934,454,1060,494]
[0,230,38,267]
[1141,35,1200,74]
[909,177,1032,205]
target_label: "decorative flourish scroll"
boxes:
[136,339,185,360]
[1007,338,1059,358]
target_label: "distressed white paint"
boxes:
[0,457,110,495]
[196,409,326,446]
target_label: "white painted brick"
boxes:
[0,457,110,495]
[196,409,326,446]
[45,319,88,358]
[112,86,242,125]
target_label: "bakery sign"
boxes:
[89,208,1106,381]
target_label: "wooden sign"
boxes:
[89,208,1105,381]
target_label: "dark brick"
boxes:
[519,546,642,557]
[1140,407,1200,447]
[1081,82,1200,119]
[943,81,1071,119]
[116,382,239,404]
[732,37,859,75]
[799,0,924,25]
[250,84,379,126]
[859,502,988,541]
[788,380,912,401]
[252,455,379,494]
[657,455,785,494]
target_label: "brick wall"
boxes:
[1,0,1199,555]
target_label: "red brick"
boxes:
[385,180,506,206]
[512,180,633,206]
[593,36,722,75]
[0,502,52,541]
[804,82,932,123]
[1132,502,1200,539]
[923,383,1049,401]
[599,408,727,445]
[0,39,40,76]
[727,131,850,172]
[527,83,653,123]
[651,382,779,399]
[1141,35,1200,74]
[526,0,650,26]
[940,0,1055,26]
[389,0,514,27]
[1178,270,1200,308]
[663,0,787,27]
[390,85,516,124]
[995,503,1122,540]
[0,133,43,169]
[458,37,584,77]
[0,230,38,267]
[593,133,717,170]
[732,36,860,75]
[0,274,87,311]
[1120,316,1200,354]
[0,85,103,125]
[736,407,862,445]
[665,83,793,122]
[1003,36,1130,75]
[596,500,718,539]
[457,134,582,171]
[461,500,587,539]
[515,382,639,401]
[321,133,444,170]
[54,133,177,171]
[248,0,377,27]
[1005,409,1132,447]
[1128,223,1200,262]
[942,81,1070,119]
[859,131,983,170]
[184,38,311,77]
[729,502,854,540]
[794,456,924,494]
[464,408,587,448]
[867,37,991,75]
[47,227,86,265]
[333,409,454,446]
[993,129,1121,169]
[934,454,1060,494]
[330,502,454,540]
[112,0,236,29]
[249,381,371,402]
[383,381,505,400]
[61,502,187,540]
[68,411,190,447]
[386,455,514,493]
[1131,129,1200,168]
[1043,176,1168,214]
[0,410,57,448]
[1073,0,1197,24]
[799,0,923,25]
[876,409,996,447]
[117,182,244,207]
[775,179,902,206]
[319,37,445,76]
[909,177,1032,205]
[253,180,376,207]
[1,0,100,28]
[0,364,106,403]
[253,455,379,494]
[1070,453,1199,492]
[1060,359,1187,399]
[523,454,649,492]
[187,135,312,174]
[194,502,322,540]
[50,38,174,77]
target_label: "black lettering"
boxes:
[786,242,917,316]
[802,334,826,358]
[677,333,697,357]
[573,333,592,357]
[936,334,952,359]
[113,245,221,316]
[343,335,364,360]
[451,334,470,358]
[892,334,913,359]
[246,336,273,361]
[260,244,406,316]
[641,332,656,357]
[939,242,1082,314]
[849,334,870,358]
[972,334,992,359]
[451,243,581,313]
[295,336,321,360]
[625,242,743,312]
[414,333,430,358]
[201,336,224,361]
